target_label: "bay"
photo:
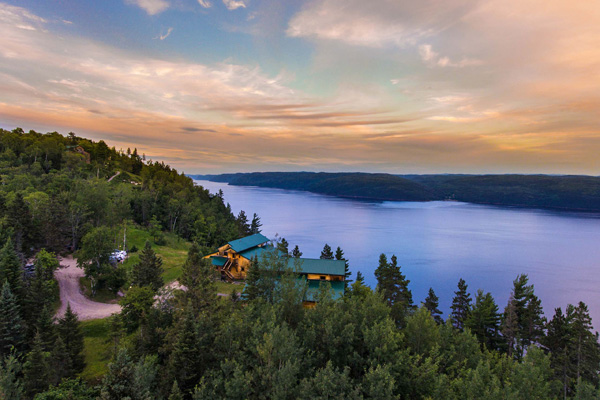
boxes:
[195,179,600,326]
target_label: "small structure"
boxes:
[66,145,91,164]
[205,233,346,303]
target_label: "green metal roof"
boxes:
[228,233,270,252]
[287,257,346,276]
[211,256,227,267]
[238,245,270,260]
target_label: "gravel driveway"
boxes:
[54,256,121,320]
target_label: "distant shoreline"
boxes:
[190,172,600,213]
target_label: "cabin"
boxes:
[205,233,346,304]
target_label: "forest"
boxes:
[1,128,599,399]
[196,172,600,212]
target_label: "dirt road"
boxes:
[54,256,121,320]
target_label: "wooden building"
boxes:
[205,233,346,302]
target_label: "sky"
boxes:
[0,0,599,174]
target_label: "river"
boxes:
[195,179,600,325]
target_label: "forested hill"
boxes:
[193,172,600,211]
[0,127,243,258]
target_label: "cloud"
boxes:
[222,0,246,10]
[155,27,173,40]
[125,0,169,15]
[198,0,212,8]
[419,44,482,68]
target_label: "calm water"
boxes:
[196,180,600,325]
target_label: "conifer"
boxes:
[291,245,302,258]
[0,281,25,358]
[130,241,164,292]
[424,287,443,324]
[374,254,414,327]
[57,303,85,374]
[320,244,334,260]
[0,239,23,302]
[451,278,472,331]
[23,332,50,397]
[335,247,352,290]
[0,351,23,400]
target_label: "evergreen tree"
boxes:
[23,332,51,398]
[34,305,56,352]
[0,282,25,358]
[130,241,164,292]
[167,307,202,395]
[179,243,217,312]
[236,210,250,236]
[509,274,546,359]
[570,302,600,387]
[335,247,352,290]
[465,290,502,351]
[49,336,71,386]
[99,349,135,400]
[501,294,518,358]
[451,278,472,331]
[543,307,573,399]
[0,239,23,303]
[291,245,302,258]
[277,238,289,255]
[56,303,85,375]
[250,213,262,234]
[0,351,23,400]
[168,380,183,400]
[374,253,414,327]
[243,256,262,301]
[320,244,334,260]
[423,287,443,324]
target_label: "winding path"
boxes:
[55,256,121,320]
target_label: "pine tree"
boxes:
[509,274,546,359]
[291,245,302,258]
[250,213,262,234]
[236,210,250,236]
[543,307,573,399]
[180,243,217,312]
[35,305,56,351]
[168,307,202,395]
[355,271,365,285]
[168,380,183,400]
[465,290,502,351]
[374,253,414,327]
[424,287,443,324]
[570,302,600,386]
[23,332,51,397]
[451,278,472,331]
[57,303,85,375]
[320,244,334,260]
[335,247,352,290]
[0,239,23,303]
[0,351,23,400]
[277,238,289,255]
[130,241,164,292]
[501,295,518,358]
[49,336,71,386]
[0,281,25,358]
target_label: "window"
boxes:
[320,276,326,280]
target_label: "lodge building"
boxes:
[205,233,346,303]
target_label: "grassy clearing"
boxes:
[216,280,244,295]
[79,318,113,383]
[80,277,121,304]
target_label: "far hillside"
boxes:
[192,172,600,212]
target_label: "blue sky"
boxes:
[1,0,599,174]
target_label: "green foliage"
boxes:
[23,332,51,397]
[291,245,302,258]
[374,253,414,327]
[451,278,471,331]
[130,241,164,292]
[119,286,155,332]
[57,303,86,376]
[465,289,502,351]
[0,239,23,302]
[0,351,23,400]
[423,287,443,324]
[0,281,26,358]
[34,378,97,400]
[319,244,334,260]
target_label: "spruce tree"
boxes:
[180,243,217,312]
[34,305,56,351]
[335,247,352,290]
[0,351,23,400]
[168,380,183,400]
[244,256,262,301]
[424,287,443,324]
[236,210,250,236]
[168,307,202,395]
[355,271,365,285]
[250,213,262,234]
[543,307,573,398]
[291,245,302,258]
[570,302,600,386]
[501,295,518,358]
[374,254,414,327]
[451,278,472,331]
[465,290,502,351]
[509,274,546,359]
[320,244,334,260]
[277,238,289,255]
[49,336,71,386]
[0,239,23,303]
[23,332,51,398]
[0,281,25,358]
[130,241,164,292]
[99,349,135,400]
[57,303,85,375]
